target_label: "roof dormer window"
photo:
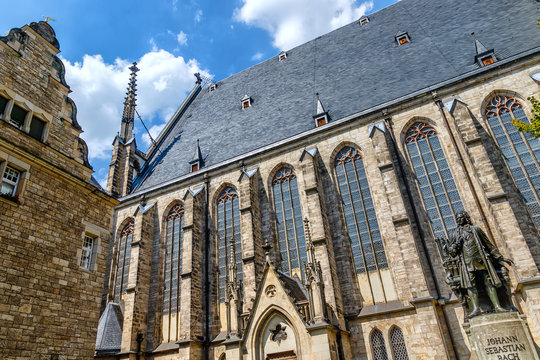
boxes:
[481,55,495,66]
[209,83,217,92]
[359,16,369,25]
[314,114,328,127]
[278,51,287,61]
[241,95,251,109]
[395,32,410,45]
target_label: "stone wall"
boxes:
[103,52,540,359]
[0,22,117,360]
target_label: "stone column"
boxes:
[369,123,435,299]
[120,201,155,355]
[299,148,344,327]
[238,168,264,314]
[177,186,205,355]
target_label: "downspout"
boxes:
[383,115,460,360]
[136,332,143,360]
[203,173,211,360]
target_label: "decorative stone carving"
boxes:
[269,323,287,345]
[265,285,277,298]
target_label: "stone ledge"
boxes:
[378,162,393,172]
[347,301,415,320]
[464,136,482,146]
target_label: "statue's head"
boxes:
[456,211,471,226]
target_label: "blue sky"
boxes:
[3,0,397,188]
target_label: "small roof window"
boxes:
[209,83,217,91]
[359,16,369,25]
[241,95,252,109]
[278,51,287,61]
[395,31,410,45]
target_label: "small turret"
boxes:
[106,62,142,198]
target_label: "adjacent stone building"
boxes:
[0,21,118,359]
[97,0,540,359]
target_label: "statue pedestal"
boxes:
[464,312,539,360]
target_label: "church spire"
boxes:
[120,62,139,142]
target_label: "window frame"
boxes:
[271,167,307,279]
[0,87,51,142]
[0,152,30,204]
[216,186,242,303]
[79,235,95,270]
[403,121,465,238]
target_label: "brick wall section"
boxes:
[0,22,117,360]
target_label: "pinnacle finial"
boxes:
[120,62,139,141]
[262,240,273,263]
[315,93,326,116]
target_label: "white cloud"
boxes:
[62,50,211,162]
[149,37,158,51]
[235,0,374,50]
[176,31,187,45]
[251,51,264,61]
[194,9,203,22]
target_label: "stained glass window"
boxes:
[335,147,387,274]
[114,220,134,302]
[405,122,465,238]
[485,95,540,229]
[371,329,388,360]
[272,167,306,277]
[217,187,242,303]
[390,327,409,360]
[163,204,184,341]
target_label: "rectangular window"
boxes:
[80,235,95,270]
[9,104,27,129]
[191,163,199,172]
[0,95,8,118]
[1,166,20,196]
[29,116,46,141]
[481,56,495,66]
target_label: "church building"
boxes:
[96,0,540,359]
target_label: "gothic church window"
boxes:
[485,95,540,229]
[405,122,465,237]
[217,187,242,303]
[114,220,134,302]
[163,204,184,342]
[371,329,389,360]
[390,327,409,360]
[272,167,307,277]
[335,146,387,274]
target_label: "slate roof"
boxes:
[132,0,540,193]
[95,303,123,354]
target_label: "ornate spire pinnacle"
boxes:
[262,239,273,264]
[228,234,237,280]
[471,32,488,55]
[120,62,139,141]
[315,93,326,116]
[304,218,315,264]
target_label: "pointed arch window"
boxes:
[485,95,540,228]
[335,147,387,274]
[371,329,389,360]
[217,187,242,303]
[390,327,409,360]
[405,122,465,237]
[272,167,306,277]
[114,220,134,302]
[162,204,184,342]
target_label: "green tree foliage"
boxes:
[511,96,540,138]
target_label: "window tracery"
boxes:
[114,220,134,302]
[485,95,540,228]
[272,167,306,277]
[163,204,184,341]
[371,329,389,360]
[217,187,242,302]
[334,147,387,274]
[390,327,409,360]
[405,122,465,237]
